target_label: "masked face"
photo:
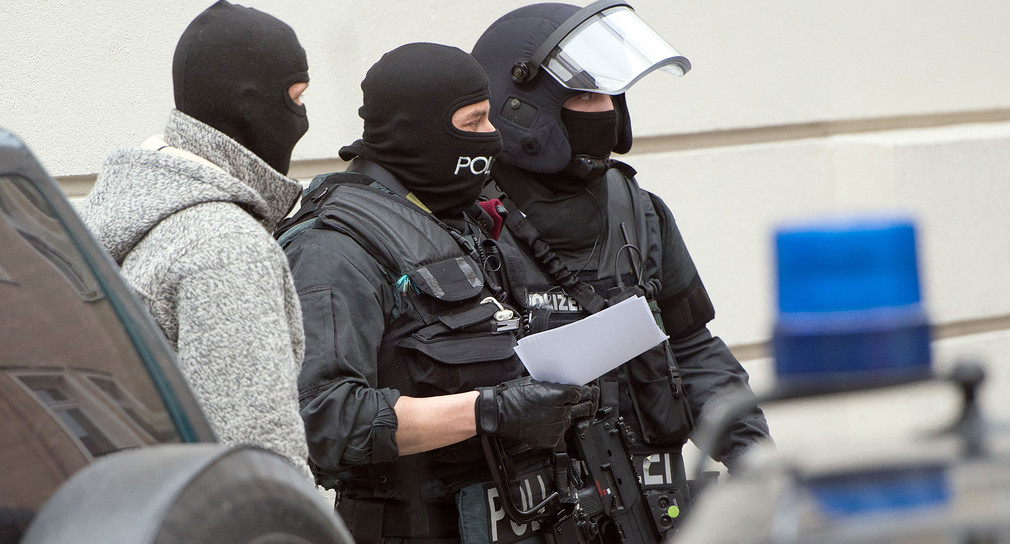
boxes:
[561,109,618,161]
[434,99,503,216]
[173,0,309,175]
[354,43,503,218]
[560,91,618,162]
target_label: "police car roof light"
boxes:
[808,465,949,519]
[772,215,932,384]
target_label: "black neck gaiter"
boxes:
[562,108,619,161]
[554,108,619,186]
[340,43,503,220]
[173,0,309,175]
[495,163,607,264]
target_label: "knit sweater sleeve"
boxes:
[172,228,312,479]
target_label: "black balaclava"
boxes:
[173,0,309,175]
[339,43,503,219]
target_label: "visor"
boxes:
[542,5,690,94]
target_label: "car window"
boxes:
[0,172,183,520]
[0,173,101,300]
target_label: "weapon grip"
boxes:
[480,434,560,524]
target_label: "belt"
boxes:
[337,497,459,543]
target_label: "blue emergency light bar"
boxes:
[772,216,932,383]
[808,465,949,518]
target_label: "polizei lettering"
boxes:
[486,473,546,543]
[527,290,582,312]
[455,155,494,175]
[635,452,681,488]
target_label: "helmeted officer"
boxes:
[472,1,773,538]
[280,42,597,543]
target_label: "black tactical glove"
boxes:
[570,381,600,422]
[475,376,597,450]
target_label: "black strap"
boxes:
[275,157,421,243]
[601,374,620,411]
[273,170,372,242]
[498,196,608,314]
[349,157,496,270]
[476,387,500,435]
[346,157,417,202]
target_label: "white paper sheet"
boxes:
[514,295,668,385]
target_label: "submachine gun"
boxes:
[482,405,696,544]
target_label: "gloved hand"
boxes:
[570,381,600,422]
[475,376,597,450]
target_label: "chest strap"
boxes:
[346,157,433,214]
[498,196,608,314]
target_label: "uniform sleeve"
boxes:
[173,230,312,479]
[284,228,402,474]
[647,192,772,468]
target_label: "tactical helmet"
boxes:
[471,0,690,174]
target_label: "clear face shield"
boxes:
[510,1,691,95]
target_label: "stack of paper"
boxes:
[514,295,668,385]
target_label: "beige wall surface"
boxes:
[7,1,1010,174]
[4,1,1010,455]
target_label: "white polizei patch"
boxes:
[454,155,495,175]
[526,290,582,312]
[485,473,547,542]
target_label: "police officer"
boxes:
[281,42,597,543]
[471,1,773,537]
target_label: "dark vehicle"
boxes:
[677,216,1010,544]
[0,129,352,544]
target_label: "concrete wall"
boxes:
[4,1,1010,456]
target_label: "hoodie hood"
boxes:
[83,110,301,263]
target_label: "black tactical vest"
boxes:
[484,165,696,453]
[298,176,534,504]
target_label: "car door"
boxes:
[0,128,216,538]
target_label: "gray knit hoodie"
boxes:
[81,110,311,478]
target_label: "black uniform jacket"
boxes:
[484,162,771,467]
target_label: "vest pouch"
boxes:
[626,342,694,448]
[398,326,522,397]
[525,307,556,334]
[406,256,484,302]
[401,331,517,366]
[423,303,498,337]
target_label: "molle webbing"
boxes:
[316,185,484,302]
